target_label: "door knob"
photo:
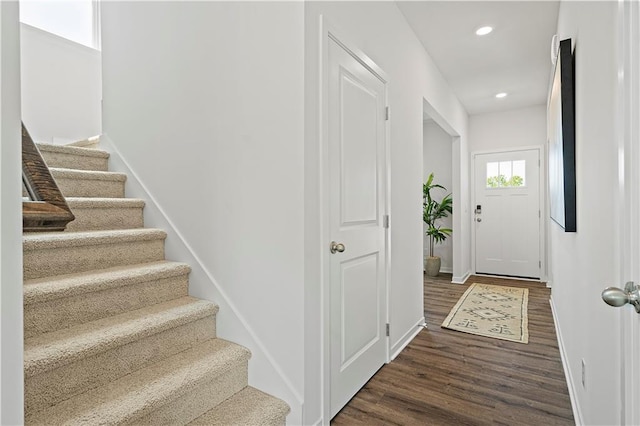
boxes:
[476,218,482,222]
[330,241,345,254]
[602,282,640,313]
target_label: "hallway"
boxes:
[332,274,574,425]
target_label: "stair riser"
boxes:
[26,316,217,414]
[54,176,125,198]
[65,206,144,231]
[25,274,189,338]
[24,239,165,280]
[136,360,248,425]
[41,151,109,172]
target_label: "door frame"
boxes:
[470,146,546,281]
[318,16,391,422]
[616,0,640,423]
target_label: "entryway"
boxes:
[473,148,542,279]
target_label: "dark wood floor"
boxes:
[332,274,574,426]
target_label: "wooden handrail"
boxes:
[22,123,75,232]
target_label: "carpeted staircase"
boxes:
[23,142,290,425]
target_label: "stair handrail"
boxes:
[22,123,75,231]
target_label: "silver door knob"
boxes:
[476,218,482,222]
[330,241,345,254]
[602,282,640,313]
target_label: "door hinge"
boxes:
[383,214,390,229]
[539,260,542,268]
[386,323,390,336]
[385,106,390,121]
[539,210,541,218]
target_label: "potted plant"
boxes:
[423,173,453,277]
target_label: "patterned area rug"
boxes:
[441,283,529,344]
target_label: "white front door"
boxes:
[327,35,388,418]
[474,149,541,278]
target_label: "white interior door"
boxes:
[327,35,388,418]
[616,1,640,422]
[474,149,541,278]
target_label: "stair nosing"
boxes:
[24,296,219,377]
[188,386,291,425]
[24,261,191,304]
[49,167,126,182]
[65,197,146,208]
[36,143,110,159]
[25,338,251,425]
[23,228,167,250]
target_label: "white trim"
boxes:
[390,317,426,360]
[319,16,391,421]
[616,0,640,423]
[550,296,584,425]
[452,270,471,284]
[422,98,463,286]
[471,145,546,281]
[1,3,25,423]
[92,0,101,50]
[318,15,330,423]
[98,134,304,417]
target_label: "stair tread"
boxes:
[26,338,250,425]
[24,260,190,304]
[66,197,145,208]
[189,386,290,426]
[23,228,166,250]
[36,143,109,159]
[66,135,101,148]
[25,296,219,377]
[49,167,126,181]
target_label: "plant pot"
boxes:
[425,256,441,277]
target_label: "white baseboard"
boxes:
[452,270,471,284]
[550,296,583,425]
[390,317,426,360]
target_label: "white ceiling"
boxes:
[396,1,560,116]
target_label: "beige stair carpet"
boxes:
[23,142,290,425]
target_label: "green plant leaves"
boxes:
[423,172,453,257]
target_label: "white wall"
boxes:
[0,1,24,424]
[550,2,620,424]
[469,105,546,152]
[423,120,453,272]
[20,23,101,144]
[101,2,305,424]
[102,3,469,424]
[304,2,469,423]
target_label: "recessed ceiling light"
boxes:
[476,26,493,36]
[495,92,508,99]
